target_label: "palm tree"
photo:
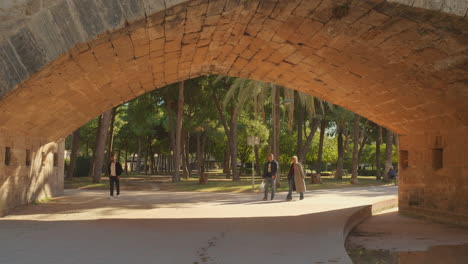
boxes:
[316,119,327,174]
[331,106,354,180]
[295,92,332,164]
[213,77,263,181]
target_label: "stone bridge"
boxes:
[0,0,467,226]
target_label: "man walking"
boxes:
[262,153,278,201]
[108,154,123,199]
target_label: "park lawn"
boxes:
[158,175,395,193]
[65,171,395,193]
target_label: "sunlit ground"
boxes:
[65,169,396,193]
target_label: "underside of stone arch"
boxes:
[0,0,467,225]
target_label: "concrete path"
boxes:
[0,186,397,264]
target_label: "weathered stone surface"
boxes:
[9,27,47,75]
[96,0,125,29]
[0,40,28,94]
[0,129,64,217]
[49,1,84,48]
[27,9,67,60]
[70,0,107,39]
[119,0,146,23]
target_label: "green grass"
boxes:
[65,170,394,193]
[32,197,52,205]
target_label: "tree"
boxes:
[213,77,261,181]
[272,84,280,165]
[104,107,118,165]
[173,81,184,182]
[376,124,382,180]
[383,129,394,182]
[316,119,327,174]
[331,106,354,180]
[66,128,81,179]
[350,114,361,184]
[92,110,112,183]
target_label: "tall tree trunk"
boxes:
[182,132,189,179]
[357,120,368,159]
[350,114,361,184]
[131,153,135,172]
[144,147,148,174]
[254,145,261,176]
[198,133,208,184]
[223,147,231,179]
[376,125,382,180]
[66,128,81,179]
[104,107,117,165]
[394,133,399,169]
[297,105,304,154]
[272,84,281,186]
[212,91,232,179]
[298,118,319,163]
[260,86,267,124]
[173,81,184,182]
[187,133,191,176]
[384,129,394,182]
[124,146,128,174]
[88,116,101,177]
[229,112,240,181]
[148,136,155,175]
[316,119,327,174]
[136,136,142,173]
[335,126,344,180]
[92,110,112,183]
[197,132,202,177]
[358,133,368,160]
[88,147,95,177]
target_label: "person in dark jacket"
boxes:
[262,153,278,200]
[108,154,123,199]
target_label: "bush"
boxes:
[73,156,93,177]
[357,169,381,176]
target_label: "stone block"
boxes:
[0,40,29,93]
[142,0,166,16]
[70,0,106,38]
[119,0,146,23]
[9,27,47,75]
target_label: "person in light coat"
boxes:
[286,156,306,201]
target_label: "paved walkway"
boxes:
[348,208,468,252]
[0,186,397,264]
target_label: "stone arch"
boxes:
[0,0,467,225]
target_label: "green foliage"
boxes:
[70,74,398,180]
[73,156,93,177]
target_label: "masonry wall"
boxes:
[0,130,64,216]
[399,127,468,227]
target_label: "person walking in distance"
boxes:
[262,153,278,201]
[108,154,123,199]
[286,156,306,201]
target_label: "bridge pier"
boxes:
[0,130,64,216]
[399,127,468,227]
